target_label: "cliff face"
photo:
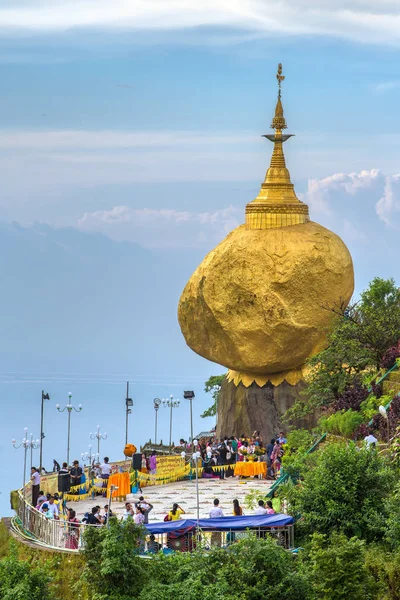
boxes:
[216,376,317,441]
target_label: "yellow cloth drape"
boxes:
[234,462,266,477]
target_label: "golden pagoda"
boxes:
[178,65,354,394]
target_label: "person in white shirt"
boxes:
[122,502,134,521]
[254,500,268,515]
[364,434,378,447]
[41,496,59,519]
[277,432,287,445]
[209,498,224,547]
[100,457,112,478]
[30,467,41,507]
[209,498,224,518]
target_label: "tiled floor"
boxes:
[72,476,273,521]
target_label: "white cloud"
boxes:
[373,81,400,94]
[1,0,400,46]
[304,169,383,215]
[376,174,400,228]
[77,205,241,248]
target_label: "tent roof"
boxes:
[145,513,294,535]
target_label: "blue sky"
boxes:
[1,1,400,513]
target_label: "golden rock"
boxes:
[178,64,354,385]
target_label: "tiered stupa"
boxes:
[178,65,354,438]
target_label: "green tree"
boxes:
[282,442,393,543]
[200,375,225,418]
[356,277,400,368]
[140,536,311,600]
[78,519,149,600]
[284,277,400,422]
[304,532,376,600]
[0,542,54,600]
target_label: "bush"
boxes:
[303,532,376,600]
[332,383,370,412]
[282,442,393,542]
[365,545,400,599]
[319,409,364,438]
[140,536,311,600]
[78,518,149,600]
[370,395,400,441]
[380,342,400,370]
[0,542,54,600]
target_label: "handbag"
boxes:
[164,514,171,522]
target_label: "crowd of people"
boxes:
[183,430,287,479]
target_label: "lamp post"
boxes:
[153,398,161,444]
[56,393,83,465]
[39,391,50,473]
[379,405,390,444]
[108,484,118,529]
[89,425,107,456]
[192,439,201,530]
[125,382,133,447]
[183,391,195,447]
[12,428,40,526]
[81,445,99,466]
[162,395,180,451]
[29,433,39,471]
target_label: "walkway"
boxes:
[71,476,272,521]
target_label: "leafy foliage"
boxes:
[284,278,400,422]
[200,375,225,419]
[303,532,376,600]
[0,542,54,600]
[282,442,394,543]
[78,518,149,600]
[283,319,372,422]
[383,482,400,550]
[332,382,369,411]
[319,409,365,438]
[139,536,310,600]
[380,342,400,370]
[365,545,400,600]
[280,429,317,478]
[370,395,400,440]
[357,278,400,368]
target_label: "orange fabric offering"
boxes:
[108,472,130,497]
[234,461,266,477]
[124,444,137,457]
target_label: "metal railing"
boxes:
[148,525,294,553]
[15,489,294,553]
[15,490,99,552]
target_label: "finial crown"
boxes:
[271,63,287,130]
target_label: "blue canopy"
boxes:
[145,513,294,535]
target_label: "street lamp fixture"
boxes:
[89,425,107,456]
[12,428,40,526]
[56,393,83,465]
[192,438,201,530]
[183,391,195,446]
[162,395,180,450]
[379,405,390,444]
[39,391,50,472]
[125,381,133,446]
[153,398,161,444]
[81,445,99,466]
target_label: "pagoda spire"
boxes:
[245,63,310,230]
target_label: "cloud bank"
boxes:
[74,168,400,249]
[77,205,241,248]
[1,0,400,45]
